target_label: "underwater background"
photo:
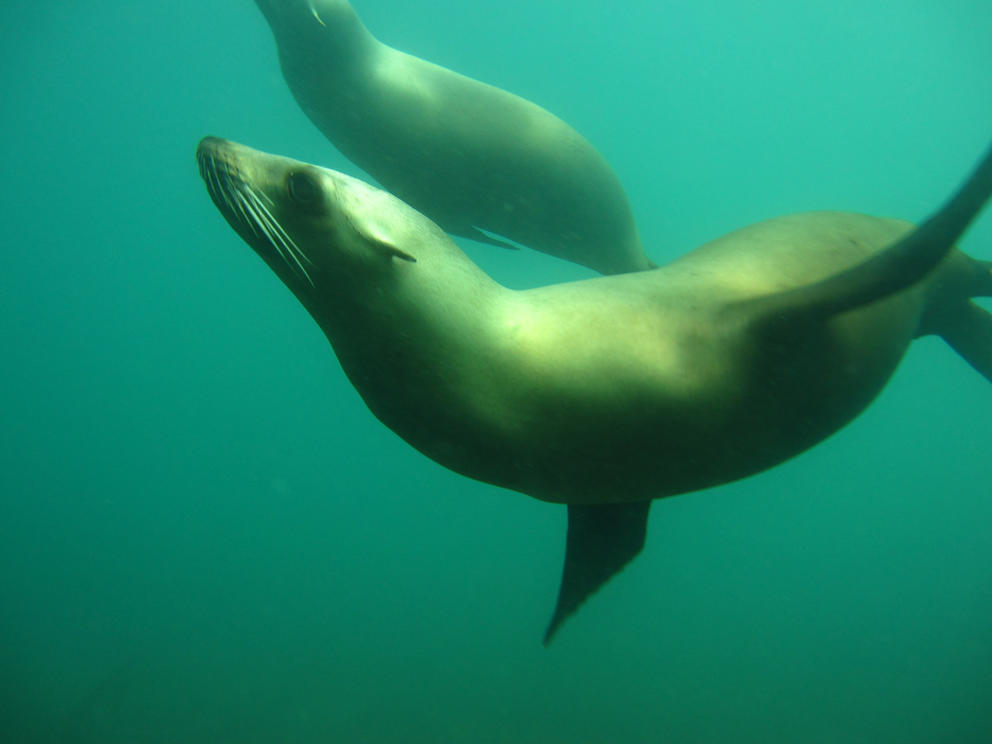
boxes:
[2,0,990,741]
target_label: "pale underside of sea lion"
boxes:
[196,136,992,643]
[253,0,653,275]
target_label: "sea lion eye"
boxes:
[288,171,319,204]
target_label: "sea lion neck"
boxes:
[310,264,516,457]
[311,251,511,370]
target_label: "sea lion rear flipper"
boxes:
[940,300,992,383]
[544,500,652,646]
[743,140,992,328]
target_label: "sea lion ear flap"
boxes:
[379,242,418,263]
[369,238,417,263]
[350,215,418,263]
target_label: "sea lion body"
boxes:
[342,212,981,503]
[196,137,992,641]
[475,213,927,501]
[253,0,650,275]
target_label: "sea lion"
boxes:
[252,0,652,275]
[195,136,992,644]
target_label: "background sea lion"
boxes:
[196,136,991,644]
[253,0,652,275]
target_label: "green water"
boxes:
[1,1,990,741]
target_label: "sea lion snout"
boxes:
[196,137,250,173]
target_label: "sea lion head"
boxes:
[196,137,490,327]
[196,136,506,480]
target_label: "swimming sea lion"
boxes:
[196,135,992,644]
[252,0,652,275]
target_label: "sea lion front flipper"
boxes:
[544,501,652,646]
[743,140,992,329]
[456,226,520,251]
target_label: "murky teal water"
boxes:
[2,1,990,741]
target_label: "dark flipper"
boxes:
[455,226,520,251]
[544,501,652,646]
[742,140,992,328]
[940,301,992,383]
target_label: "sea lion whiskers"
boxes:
[228,181,263,241]
[241,182,316,287]
[199,149,315,287]
[241,188,312,286]
[215,163,259,241]
[199,154,228,211]
[200,153,244,228]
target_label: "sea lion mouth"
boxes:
[197,138,315,287]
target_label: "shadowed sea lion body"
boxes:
[254,0,651,275]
